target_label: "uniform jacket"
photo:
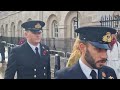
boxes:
[4,42,51,79]
[0,43,5,53]
[55,61,117,79]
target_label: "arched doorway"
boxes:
[17,20,23,44]
[64,11,81,52]
[5,24,8,42]
[11,22,15,44]
[46,14,58,49]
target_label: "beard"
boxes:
[84,48,107,69]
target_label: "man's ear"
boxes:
[24,31,28,38]
[79,43,86,53]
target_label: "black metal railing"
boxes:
[100,15,120,29]
[100,15,120,42]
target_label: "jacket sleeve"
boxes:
[4,48,17,79]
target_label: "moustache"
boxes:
[97,59,107,63]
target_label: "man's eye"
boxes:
[95,48,101,52]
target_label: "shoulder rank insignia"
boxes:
[102,32,112,43]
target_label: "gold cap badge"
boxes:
[102,32,112,43]
[35,23,41,29]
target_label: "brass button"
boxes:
[44,73,46,76]
[34,75,36,78]
[34,69,36,71]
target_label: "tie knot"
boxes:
[35,47,40,57]
[90,70,97,79]
[35,47,38,51]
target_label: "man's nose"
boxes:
[100,50,107,59]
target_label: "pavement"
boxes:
[0,47,8,79]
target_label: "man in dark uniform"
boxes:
[4,20,51,79]
[0,42,5,63]
[55,26,117,79]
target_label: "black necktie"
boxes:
[90,70,97,79]
[35,47,40,58]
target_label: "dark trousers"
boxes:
[1,52,5,61]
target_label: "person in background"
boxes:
[4,20,51,79]
[66,36,81,67]
[0,42,5,63]
[107,33,120,79]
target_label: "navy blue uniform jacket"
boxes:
[4,42,51,79]
[55,61,117,79]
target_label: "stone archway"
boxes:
[46,14,58,38]
[46,14,58,49]
[5,24,8,42]
[17,20,23,44]
[64,11,81,52]
[11,22,15,44]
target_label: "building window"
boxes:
[52,20,58,38]
[17,21,23,37]
[11,22,15,38]
[5,24,8,37]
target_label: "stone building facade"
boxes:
[0,11,119,52]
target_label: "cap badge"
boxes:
[35,23,41,29]
[102,32,112,43]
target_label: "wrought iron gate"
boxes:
[100,15,120,30]
[100,15,120,42]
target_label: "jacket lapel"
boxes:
[71,61,88,79]
[24,42,36,56]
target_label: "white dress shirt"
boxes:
[27,41,41,55]
[79,58,98,79]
